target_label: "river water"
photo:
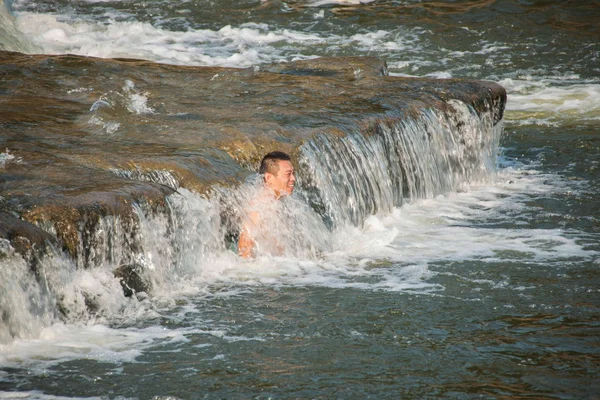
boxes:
[1,0,599,398]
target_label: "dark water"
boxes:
[1,0,599,399]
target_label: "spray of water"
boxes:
[0,2,41,53]
[298,99,501,227]
[0,98,503,343]
[87,80,154,135]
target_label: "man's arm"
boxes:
[238,210,259,258]
[238,228,255,258]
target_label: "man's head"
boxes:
[259,151,296,197]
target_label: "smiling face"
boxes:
[265,159,295,197]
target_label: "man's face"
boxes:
[265,160,295,197]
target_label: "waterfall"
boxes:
[0,97,504,342]
[0,189,226,343]
[0,1,42,54]
[298,99,502,227]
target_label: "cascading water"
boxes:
[0,241,55,342]
[0,96,503,344]
[1,1,597,397]
[298,99,502,227]
[0,189,224,342]
[0,1,41,53]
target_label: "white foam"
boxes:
[0,241,54,343]
[346,30,408,52]
[307,0,376,6]
[3,3,598,350]
[500,77,600,125]
[15,13,328,67]
[122,80,154,114]
[177,160,595,294]
[0,302,265,373]
[86,80,153,134]
[0,391,111,400]
[0,149,21,168]
[1,155,596,365]
[0,1,41,53]
[4,157,594,344]
[0,323,189,372]
[425,71,453,79]
[11,9,431,71]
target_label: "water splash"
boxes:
[215,178,332,260]
[0,149,21,169]
[0,240,55,343]
[0,189,225,343]
[0,2,41,53]
[88,80,154,134]
[298,99,501,227]
[0,98,503,342]
[500,78,600,125]
[111,168,181,191]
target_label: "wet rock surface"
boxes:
[0,51,506,272]
[113,263,151,297]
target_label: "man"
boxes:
[238,151,296,258]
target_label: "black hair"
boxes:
[259,151,291,175]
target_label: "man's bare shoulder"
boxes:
[246,210,260,225]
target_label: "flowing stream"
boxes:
[1,1,599,398]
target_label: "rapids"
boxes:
[1,0,598,398]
